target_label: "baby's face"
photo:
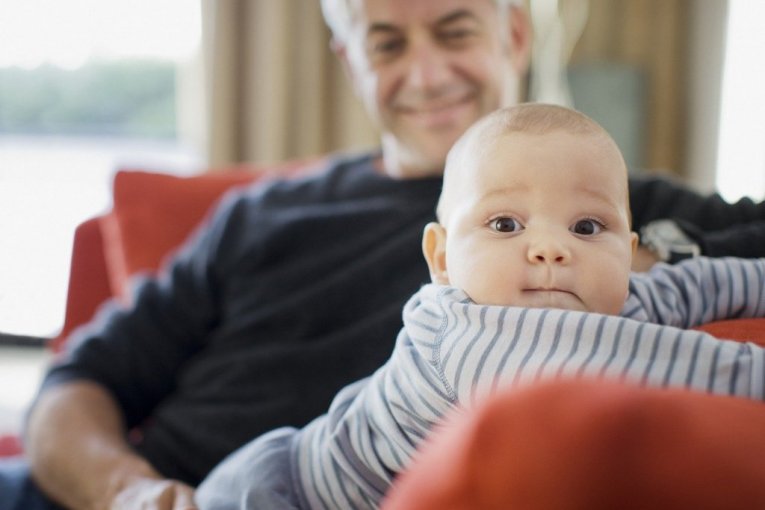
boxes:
[438,130,638,315]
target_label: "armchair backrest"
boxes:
[51,158,324,352]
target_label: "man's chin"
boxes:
[380,139,450,177]
[407,134,464,166]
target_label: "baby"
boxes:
[197,104,765,510]
[423,100,637,314]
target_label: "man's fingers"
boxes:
[110,478,197,510]
[172,484,198,510]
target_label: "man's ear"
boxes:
[422,222,450,285]
[331,40,363,99]
[507,4,533,75]
[630,231,640,255]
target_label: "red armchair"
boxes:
[52,160,323,353]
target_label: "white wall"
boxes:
[685,0,728,194]
[715,0,765,202]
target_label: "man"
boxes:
[1,1,763,509]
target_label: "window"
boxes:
[715,0,765,202]
[0,0,203,338]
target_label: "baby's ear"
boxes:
[422,222,450,285]
[630,231,639,255]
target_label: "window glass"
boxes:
[0,0,203,338]
[716,0,765,202]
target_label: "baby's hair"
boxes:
[462,103,607,147]
[438,103,626,222]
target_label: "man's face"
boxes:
[440,130,638,315]
[339,0,527,177]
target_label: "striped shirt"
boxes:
[295,257,765,509]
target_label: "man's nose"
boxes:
[405,42,451,90]
[527,235,572,265]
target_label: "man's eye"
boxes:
[571,219,604,236]
[369,38,404,58]
[437,24,478,47]
[440,28,472,41]
[491,217,523,233]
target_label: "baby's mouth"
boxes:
[525,287,573,295]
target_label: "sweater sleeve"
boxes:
[622,257,765,327]
[678,219,765,258]
[629,174,765,258]
[39,188,250,428]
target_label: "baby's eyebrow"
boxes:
[479,183,530,200]
[577,185,623,207]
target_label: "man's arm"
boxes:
[629,175,765,262]
[25,380,197,510]
[21,192,251,509]
[629,174,765,231]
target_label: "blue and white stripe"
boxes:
[296,257,765,509]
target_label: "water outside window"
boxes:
[0,0,203,338]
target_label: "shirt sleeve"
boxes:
[622,257,765,327]
[418,286,765,407]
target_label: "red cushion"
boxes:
[383,379,765,510]
[50,217,114,352]
[695,318,765,346]
[0,434,22,457]
[102,169,262,298]
[103,160,323,298]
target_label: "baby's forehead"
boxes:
[453,127,620,178]
[439,128,627,219]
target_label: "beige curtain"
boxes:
[570,0,689,175]
[201,0,378,167]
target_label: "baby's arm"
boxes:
[283,285,765,508]
[623,257,765,328]
[196,427,302,509]
[424,286,765,406]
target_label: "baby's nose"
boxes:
[527,236,571,264]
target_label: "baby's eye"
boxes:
[570,218,604,236]
[490,217,524,233]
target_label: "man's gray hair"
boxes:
[320,0,522,44]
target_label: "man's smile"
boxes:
[394,93,476,128]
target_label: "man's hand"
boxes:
[25,381,198,510]
[110,477,198,510]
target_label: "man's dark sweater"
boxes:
[41,152,765,485]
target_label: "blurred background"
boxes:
[0,0,763,429]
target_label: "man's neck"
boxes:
[378,147,444,181]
